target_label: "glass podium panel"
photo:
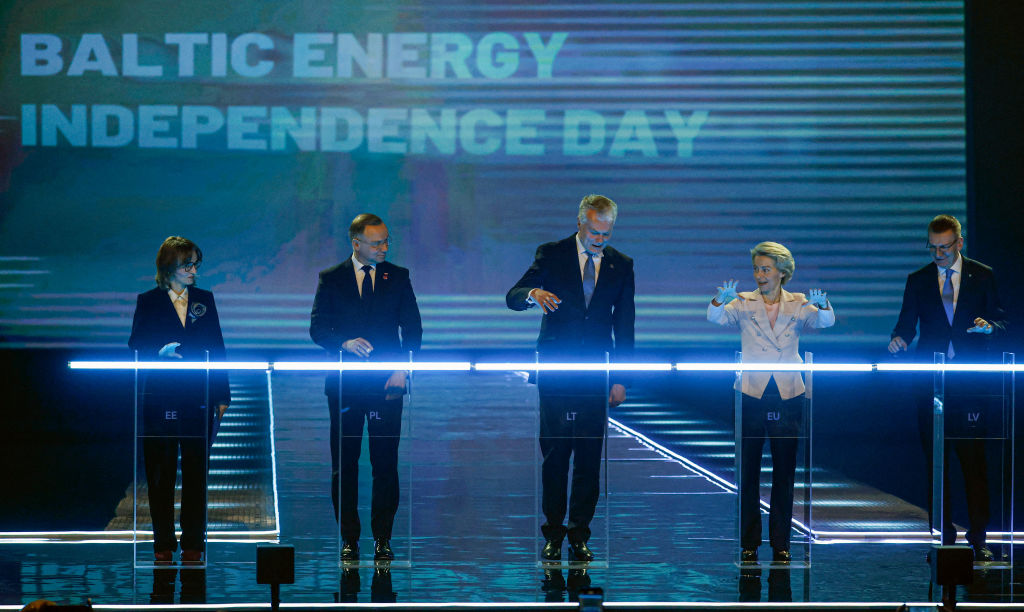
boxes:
[734,351,813,568]
[335,352,412,568]
[535,352,611,569]
[133,351,210,570]
[405,363,537,566]
[932,351,1015,569]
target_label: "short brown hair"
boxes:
[927,214,962,238]
[348,213,385,241]
[155,236,202,289]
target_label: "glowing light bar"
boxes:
[674,363,874,372]
[474,362,673,371]
[273,361,471,371]
[69,361,269,370]
[66,361,1018,373]
[876,363,1021,372]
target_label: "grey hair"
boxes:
[577,194,618,224]
[750,241,795,285]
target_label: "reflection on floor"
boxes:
[611,387,930,538]
[0,371,1019,606]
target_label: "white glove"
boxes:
[803,288,829,309]
[158,342,183,359]
[713,280,742,305]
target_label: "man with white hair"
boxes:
[507,194,635,563]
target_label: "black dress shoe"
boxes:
[741,548,758,564]
[374,539,395,561]
[973,545,995,562]
[772,548,791,563]
[340,540,359,562]
[567,539,594,562]
[541,539,562,561]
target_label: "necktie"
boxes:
[942,267,954,358]
[361,265,373,301]
[582,253,595,308]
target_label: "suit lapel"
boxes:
[559,236,586,310]
[748,292,781,346]
[590,251,619,309]
[338,259,361,302]
[952,259,976,329]
[921,262,950,327]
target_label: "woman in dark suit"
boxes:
[128,236,230,564]
[707,242,834,564]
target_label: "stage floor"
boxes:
[1,372,1021,606]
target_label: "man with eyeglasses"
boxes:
[889,214,1007,561]
[506,194,635,562]
[310,213,422,563]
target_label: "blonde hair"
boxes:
[750,241,795,285]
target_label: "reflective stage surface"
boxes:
[1,371,1020,606]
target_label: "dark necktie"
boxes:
[942,267,954,358]
[582,253,595,308]
[361,265,373,301]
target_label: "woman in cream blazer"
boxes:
[707,241,834,564]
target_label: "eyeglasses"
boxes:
[925,240,958,253]
[177,260,202,271]
[357,237,392,249]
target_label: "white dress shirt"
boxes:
[168,288,188,328]
[352,254,376,297]
[575,234,603,281]
[936,252,962,310]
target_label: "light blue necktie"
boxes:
[941,267,954,357]
[582,253,595,308]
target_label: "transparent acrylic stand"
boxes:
[932,351,1015,569]
[134,350,210,570]
[335,350,412,569]
[535,351,610,569]
[735,351,813,569]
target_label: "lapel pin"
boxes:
[382,272,389,280]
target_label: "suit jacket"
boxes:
[128,286,231,408]
[310,259,423,399]
[506,234,635,391]
[891,257,1007,361]
[708,289,835,400]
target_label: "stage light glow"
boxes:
[272,361,471,371]
[69,360,269,370]
[876,363,1021,372]
[66,360,1017,372]
[473,362,673,371]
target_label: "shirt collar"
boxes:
[351,254,376,270]
[940,253,963,275]
[168,287,188,302]
[575,234,603,259]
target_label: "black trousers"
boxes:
[539,393,606,543]
[142,401,213,553]
[918,375,995,546]
[739,383,804,551]
[328,395,403,542]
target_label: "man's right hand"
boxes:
[529,289,562,314]
[342,338,374,358]
[888,336,908,353]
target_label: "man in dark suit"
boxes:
[310,213,423,562]
[506,194,635,562]
[889,214,1007,560]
